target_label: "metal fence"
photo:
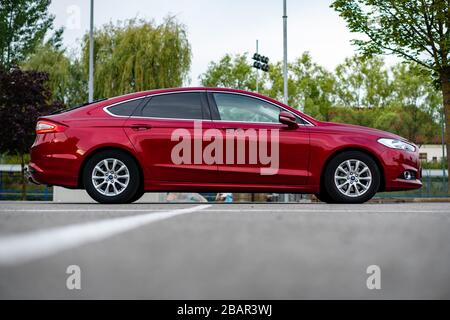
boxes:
[376,169,448,198]
[0,170,52,201]
[0,168,448,201]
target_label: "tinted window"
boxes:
[107,98,144,116]
[213,93,308,124]
[213,93,281,123]
[142,93,203,119]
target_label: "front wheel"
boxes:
[83,150,141,204]
[322,151,380,204]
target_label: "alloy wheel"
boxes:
[91,158,130,196]
[334,159,372,197]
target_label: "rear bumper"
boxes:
[29,131,81,188]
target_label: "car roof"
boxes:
[68,87,317,125]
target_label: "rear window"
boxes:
[107,98,145,116]
[141,93,203,119]
[50,98,107,115]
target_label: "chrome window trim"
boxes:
[208,90,315,126]
[103,89,315,126]
[103,95,150,118]
[103,90,207,120]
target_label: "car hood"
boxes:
[318,121,408,142]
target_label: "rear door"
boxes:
[124,91,217,183]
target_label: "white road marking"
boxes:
[0,208,441,213]
[0,205,210,267]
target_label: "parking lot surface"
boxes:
[0,201,449,299]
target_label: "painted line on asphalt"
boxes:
[0,208,440,213]
[0,204,210,267]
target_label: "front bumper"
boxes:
[381,148,422,191]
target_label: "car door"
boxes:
[124,91,217,183]
[208,91,310,186]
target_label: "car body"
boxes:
[28,87,422,203]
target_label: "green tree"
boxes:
[264,53,336,120]
[331,0,450,191]
[334,55,392,108]
[387,63,441,142]
[0,0,55,67]
[22,43,87,106]
[82,17,191,99]
[0,67,60,199]
[199,53,257,90]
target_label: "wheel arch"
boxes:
[319,147,385,192]
[77,146,144,189]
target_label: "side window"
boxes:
[107,98,144,116]
[141,92,204,120]
[213,93,281,123]
[213,93,309,124]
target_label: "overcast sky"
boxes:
[49,0,396,85]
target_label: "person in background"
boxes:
[215,192,233,203]
[165,193,208,202]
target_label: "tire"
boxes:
[83,150,141,204]
[314,191,335,203]
[129,188,145,203]
[323,151,380,204]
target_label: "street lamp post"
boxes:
[283,0,289,203]
[88,0,94,103]
[251,47,270,93]
[256,40,259,92]
[283,0,288,105]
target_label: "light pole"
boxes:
[256,40,259,92]
[282,0,289,203]
[251,46,270,92]
[88,0,94,103]
[282,0,288,105]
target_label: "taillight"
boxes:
[36,121,66,134]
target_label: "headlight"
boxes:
[377,138,416,152]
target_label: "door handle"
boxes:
[129,124,152,131]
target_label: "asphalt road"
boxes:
[0,201,449,299]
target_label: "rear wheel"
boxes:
[83,150,140,204]
[323,151,380,204]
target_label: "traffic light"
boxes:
[252,53,270,72]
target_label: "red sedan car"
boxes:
[27,87,422,204]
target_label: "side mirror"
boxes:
[279,111,297,127]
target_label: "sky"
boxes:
[48,0,395,85]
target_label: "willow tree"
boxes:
[331,0,450,190]
[22,43,86,106]
[82,17,191,99]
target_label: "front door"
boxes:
[209,92,310,186]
